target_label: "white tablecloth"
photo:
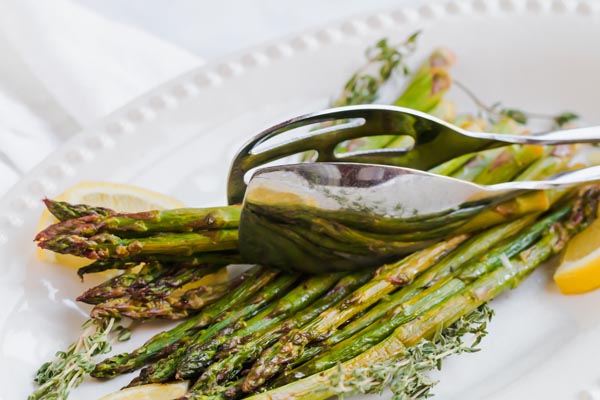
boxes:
[0,0,407,197]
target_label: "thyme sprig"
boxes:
[333,32,420,107]
[325,304,494,400]
[29,317,130,400]
[454,80,578,128]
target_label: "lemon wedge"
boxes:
[37,181,185,268]
[97,381,189,400]
[554,215,600,294]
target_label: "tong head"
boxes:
[227,105,490,204]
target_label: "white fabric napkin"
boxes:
[0,0,202,196]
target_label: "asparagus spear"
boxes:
[37,230,239,260]
[471,144,544,185]
[90,281,227,320]
[77,263,147,305]
[394,47,455,111]
[43,198,114,221]
[240,141,545,387]
[271,276,467,388]
[173,272,301,377]
[171,282,229,310]
[175,272,344,374]
[449,147,505,181]
[131,265,220,300]
[184,270,374,394]
[276,200,574,381]
[77,261,220,305]
[310,145,576,353]
[246,189,598,400]
[456,145,575,233]
[92,266,277,378]
[126,271,306,385]
[151,273,340,383]
[241,234,467,391]
[337,47,454,154]
[35,206,241,240]
[309,215,535,351]
[76,252,241,278]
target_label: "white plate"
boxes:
[3,1,600,399]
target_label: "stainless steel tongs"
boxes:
[228,105,600,272]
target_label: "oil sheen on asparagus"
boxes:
[29,34,592,400]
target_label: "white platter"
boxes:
[3,0,600,399]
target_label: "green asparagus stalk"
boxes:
[43,198,114,221]
[38,230,239,260]
[92,266,277,378]
[78,261,220,305]
[306,215,535,352]
[125,271,305,385]
[269,276,467,387]
[35,206,241,240]
[92,284,228,320]
[127,260,169,290]
[132,266,220,301]
[241,235,468,392]
[470,144,544,185]
[426,111,529,178]
[246,189,598,400]
[170,282,229,310]
[174,272,344,377]
[457,145,576,233]
[241,140,550,389]
[77,252,241,278]
[427,151,475,176]
[394,47,455,111]
[276,200,574,382]
[173,272,301,377]
[337,47,454,154]
[77,263,147,305]
[185,270,374,395]
[433,116,524,180]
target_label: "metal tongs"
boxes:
[228,105,600,272]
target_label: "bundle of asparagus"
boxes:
[30,34,593,400]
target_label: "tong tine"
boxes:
[227,107,410,204]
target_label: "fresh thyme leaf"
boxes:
[554,112,579,128]
[325,304,493,400]
[29,317,128,400]
[500,108,528,124]
[116,326,132,342]
[333,32,420,107]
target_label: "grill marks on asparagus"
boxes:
[241,234,468,392]
[36,205,241,240]
[81,144,575,393]
[77,252,241,278]
[43,199,115,221]
[246,189,599,400]
[78,258,228,320]
[31,37,599,400]
[92,266,278,378]
[87,129,554,391]
[272,204,574,383]
[37,230,240,260]
[183,270,375,396]
[35,202,242,260]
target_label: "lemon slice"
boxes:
[97,381,189,400]
[37,181,186,268]
[554,216,600,294]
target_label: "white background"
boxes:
[0,0,414,198]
